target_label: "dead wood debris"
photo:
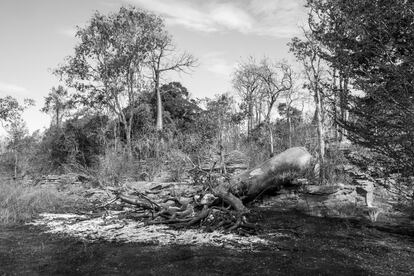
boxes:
[89,147,313,235]
[102,182,260,235]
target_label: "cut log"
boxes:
[219,147,312,203]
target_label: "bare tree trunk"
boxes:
[118,114,131,157]
[315,88,325,183]
[288,115,292,147]
[258,101,262,125]
[332,69,339,142]
[14,148,18,179]
[286,99,293,148]
[113,122,118,152]
[338,73,344,142]
[268,123,274,157]
[342,76,349,138]
[248,101,253,136]
[126,122,132,157]
[155,72,163,132]
[56,108,60,129]
[219,126,227,174]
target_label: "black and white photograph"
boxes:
[0,0,413,275]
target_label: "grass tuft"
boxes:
[0,180,80,225]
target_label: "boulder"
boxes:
[354,179,374,207]
[296,184,357,216]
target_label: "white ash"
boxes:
[28,212,269,249]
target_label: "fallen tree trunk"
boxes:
[216,147,313,206]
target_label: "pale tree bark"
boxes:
[338,72,344,141]
[269,125,274,156]
[288,114,292,147]
[215,147,312,209]
[150,37,197,132]
[155,72,163,131]
[315,86,325,181]
[307,55,325,183]
[341,73,349,139]
[14,149,18,179]
[331,68,340,142]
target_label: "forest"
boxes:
[1,1,414,275]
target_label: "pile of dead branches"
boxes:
[107,185,257,235]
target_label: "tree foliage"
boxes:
[305,0,414,174]
[55,6,165,151]
[159,82,200,131]
[41,85,73,128]
[0,96,34,127]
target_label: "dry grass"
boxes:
[0,180,80,225]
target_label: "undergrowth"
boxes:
[0,180,81,225]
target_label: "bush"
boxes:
[34,115,108,174]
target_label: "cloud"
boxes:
[0,81,29,96]
[202,52,235,77]
[57,27,77,38]
[209,4,254,33]
[128,0,217,33]
[248,0,307,37]
[125,0,306,38]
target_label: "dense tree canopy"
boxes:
[55,6,165,152]
[305,0,414,174]
[159,82,200,131]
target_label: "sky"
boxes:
[0,0,307,133]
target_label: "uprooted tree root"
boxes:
[108,187,260,235]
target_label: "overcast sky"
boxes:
[0,0,307,133]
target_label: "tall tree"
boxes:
[202,94,241,173]
[278,85,303,147]
[233,57,262,135]
[149,34,197,131]
[257,59,293,156]
[0,96,34,178]
[55,6,164,153]
[289,34,326,182]
[41,85,73,128]
[305,0,414,174]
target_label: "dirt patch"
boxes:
[1,208,414,275]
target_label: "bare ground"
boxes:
[1,208,413,276]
